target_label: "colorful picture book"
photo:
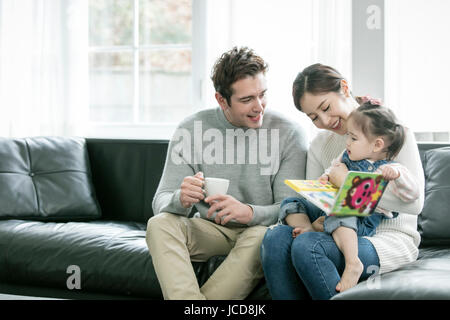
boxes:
[284,171,389,217]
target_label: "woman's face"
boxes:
[299,89,356,135]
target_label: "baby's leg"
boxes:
[331,226,364,292]
[280,197,324,238]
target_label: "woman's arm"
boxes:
[377,128,425,215]
[306,131,344,179]
[306,146,325,180]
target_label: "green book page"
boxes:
[330,171,389,217]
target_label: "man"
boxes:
[146,46,308,299]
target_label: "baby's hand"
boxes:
[328,163,348,188]
[318,174,329,184]
[381,165,400,181]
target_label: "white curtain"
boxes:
[0,0,88,138]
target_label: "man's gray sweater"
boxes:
[152,107,308,227]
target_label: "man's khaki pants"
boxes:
[146,212,267,300]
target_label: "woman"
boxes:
[260,63,424,300]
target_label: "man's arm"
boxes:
[152,127,202,216]
[247,126,309,226]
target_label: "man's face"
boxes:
[217,72,267,129]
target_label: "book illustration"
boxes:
[301,190,335,209]
[285,172,389,217]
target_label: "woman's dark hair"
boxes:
[349,102,405,160]
[292,63,345,111]
[211,46,268,106]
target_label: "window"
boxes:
[204,0,352,142]
[385,0,450,142]
[87,0,351,141]
[88,0,203,138]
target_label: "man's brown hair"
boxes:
[211,46,268,106]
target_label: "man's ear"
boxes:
[340,79,351,97]
[373,137,385,153]
[215,92,229,111]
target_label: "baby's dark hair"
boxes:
[349,101,405,160]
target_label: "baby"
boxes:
[280,100,420,293]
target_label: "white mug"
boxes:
[204,177,230,197]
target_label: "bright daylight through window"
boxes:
[88,0,193,126]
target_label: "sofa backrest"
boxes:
[417,142,450,246]
[417,143,450,162]
[86,139,168,223]
[0,137,101,222]
[86,138,450,244]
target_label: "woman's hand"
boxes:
[205,194,254,225]
[328,163,348,187]
[312,216,325,232]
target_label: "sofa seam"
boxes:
[142,145,148,223]
[25,139,40,215]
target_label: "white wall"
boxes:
[204,0,352,142]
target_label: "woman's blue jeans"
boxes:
[261,197,381,300]
[261,225,380,300]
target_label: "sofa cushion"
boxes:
[0,219,268,299]
[332,247,450,300]
[0,137,101,221]
[0,219,219,298]
[418,146,450,245]
[0,220,160,297]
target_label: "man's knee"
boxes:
[146,213,186,246]
[229,226,267,265]
[245,225,268,242]
[148,212,180,230]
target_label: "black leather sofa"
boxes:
[0,137,267,299]
[0,137,449,300]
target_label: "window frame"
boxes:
[87,0,206,139]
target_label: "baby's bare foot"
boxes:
[336,259,364,292]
